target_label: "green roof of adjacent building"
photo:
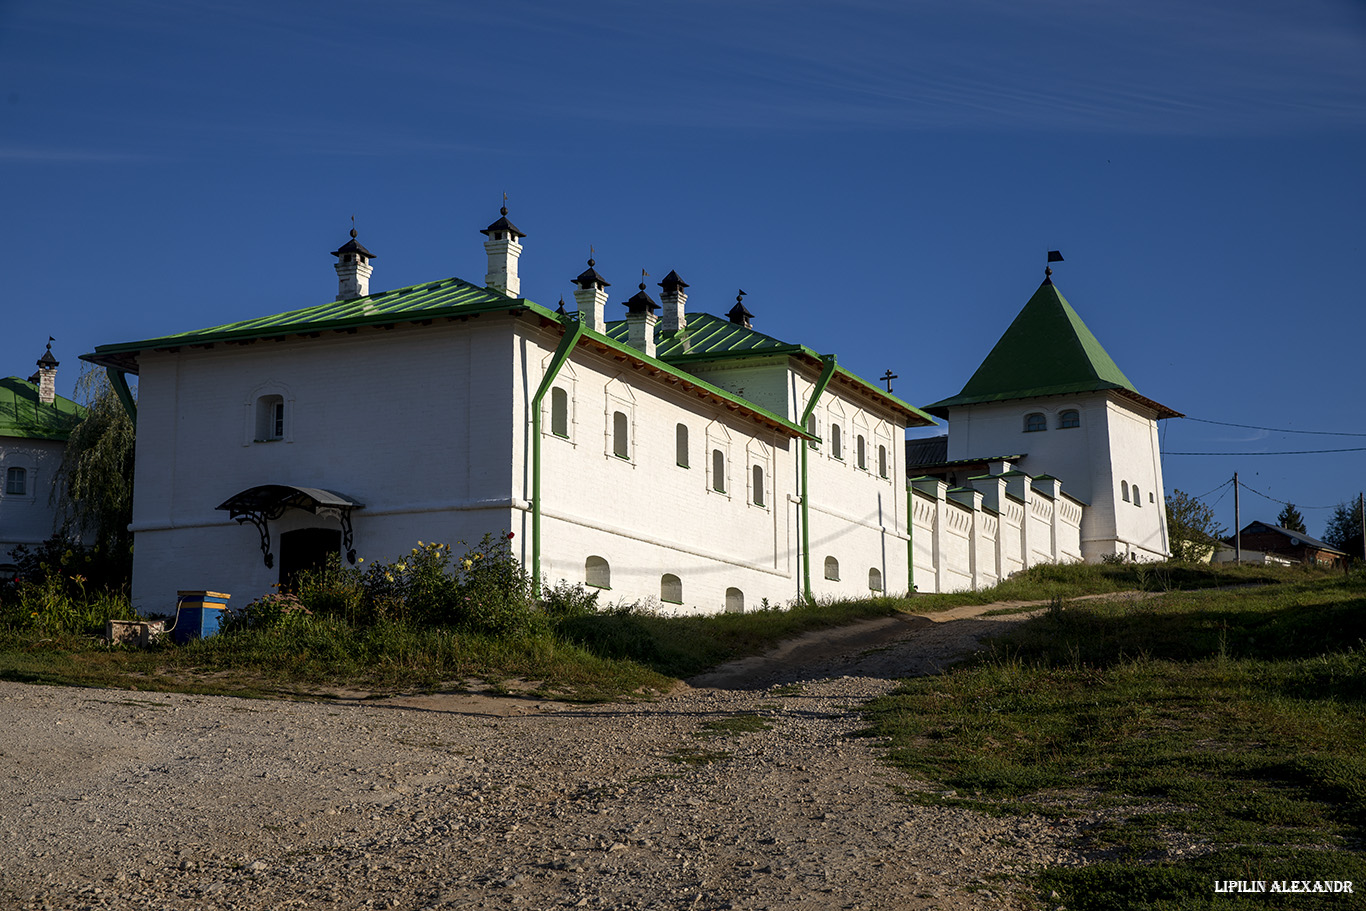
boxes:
[0,377,85,441]
[925,279,1180,419]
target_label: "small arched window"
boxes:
[661,573,682,604]
[1121,481,1130,502]
[878,445,888,478]
[868,568,883,592]
[612,411,629,459]
[725,587,744,614]
[752,464,765,506]
[711,449,726,493]
[831,424,843,460]
[824,556,840,581]
[255,394,285,441]
[551,387,569,438]
[675,423,689,467]
[585,556,611,589]
[1024,412,1046,433]
[856,435,867,470]
[1059,409,1080,429]
[5,466,27,496]
[1132,484,1141,506]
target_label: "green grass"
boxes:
[864,570,1366,909]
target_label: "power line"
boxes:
[1164,447,1366,456]
[1236,481,1340,511]
[1188,479,1232,501]
[1178,416,1366,438]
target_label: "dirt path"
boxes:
[0,598,1107,911]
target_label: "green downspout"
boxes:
[106,367,137,426]
[530,316,584,598]
[798,355,837,602]
[907,483,915,594]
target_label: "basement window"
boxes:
[661,573,682,604]
[725,587,745,614]
[824,556,840,581]
[869,568,883,592]
[585,556,611,589]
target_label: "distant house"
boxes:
[1,343,84,570]
[1218,522,1347,567]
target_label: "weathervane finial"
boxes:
[501,191,508,216]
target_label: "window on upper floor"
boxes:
[711,449,727,493]
[752,464,765,507]
[5,467,26,496]
[831,424,843,460]
[551,387,570,438]
[1059,410,1080,429]
[255,394,285,442]
[1121,481,1130,502]
[676,424,689,468]
[1024,412,1046,433]
[1133,484,1142,506]
[806,414,818,449]
[856,435,867,470]
[878,444,888,479]
[612,411,629,459]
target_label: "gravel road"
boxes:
[0,603,1090,910]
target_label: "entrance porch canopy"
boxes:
[216,485,364,568]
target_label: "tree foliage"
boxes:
[1275,503,1307,534]
[1165,488,1226,562]
[56,366,136,581]
[1323,498,1364,560]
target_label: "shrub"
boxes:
[220,591,312,633]
[0,572,135,635]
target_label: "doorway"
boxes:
[278,527,341,592]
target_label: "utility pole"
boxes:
[1359,491,1364,564]
[1234,472,1241,565]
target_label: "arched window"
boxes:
[1121,481,1130,502]
[551,387,569,437]
[661,573,682,604]
[752,465,765,506]
[856,435,867,470]
[1024,412,1046,433]
[5,466,27,496]
[612,411,629,459]
[878,445,888,478]
[806,414,818,449]
[675,424,689,467]
[711,449,726,493]
[585,556,610,589]
[1059,409,1080,429]
[725,587,744,614]
[255,394,285,441]
[824,556,840,581]
[1132,484,1141,506]
[868,568,883,592]
[831,424,843,460]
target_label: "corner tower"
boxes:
[925,271,1182,562]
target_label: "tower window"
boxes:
[752,465,765,507]
[831,424,843,460]
[856,435,867,470]
[1059,410,1080,429]
[711,449,726,493]
[878,445,888,478]
[1121,481,1130,502]
[1024,413,1046,433]
[1133,484,1141,506]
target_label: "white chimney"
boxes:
[658,270,689,334]
[331,228,375,300]
[36,341,58,405]
[624,278,660,358]
[572,257,610,334]
[480,206,525,298]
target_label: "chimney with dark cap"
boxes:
[572,255,610,333]
[480,204,526,297]
[625,273,660,358]
[331,227,375,300]
[658,270,689,334]
[727,289,753,329]
[35,340,58,405]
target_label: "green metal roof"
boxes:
[925,279,1178,418]
[0,377,85,441]
[605,311,801,360]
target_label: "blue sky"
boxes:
[3,0,1364,540]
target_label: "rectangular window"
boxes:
[5,467,26,496]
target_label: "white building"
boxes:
[916,269,1181,566]
[1,343,83,571]
[86,212,935,615]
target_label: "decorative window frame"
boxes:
[603,377,636,465]
[543,359,578,444]
[852,412,871,472]
[873,422,894,481]
[1,459,37,502]
[706,421,732,498]
[746,439,772,510]
[243,381,295,447]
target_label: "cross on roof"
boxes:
[881,369,898,393]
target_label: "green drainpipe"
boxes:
[106,368,137,427]
[798,355,837,602]
[530,316,584,598]
[906,482,914,594]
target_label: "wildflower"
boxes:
[474,553,483,561]
[418,540,425,547]
[71,574,86,584]
[384,572,395,583]
[358,557,365,563]
[396,562,408,572]
[506,532,515,540]
[462,559,473,570]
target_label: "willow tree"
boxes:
[56,365,136,581]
